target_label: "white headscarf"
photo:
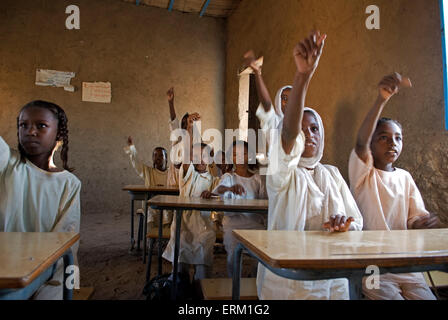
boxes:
[298,107,325,169]
[274,85,292,118]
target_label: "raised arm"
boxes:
[167,87,176,121]
[182,113,201,174]
[355,73,411,163]
[243,50,273,113]
[282,31,326,155]
[124,136,148,179]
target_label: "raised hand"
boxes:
[322,215,354,232]
[293,30,326,76]
[243,50,261,74]
[167,87,174,102]
[127,136,133,146]
[378,72,412,102]
[187,112,201,130]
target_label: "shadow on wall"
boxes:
[329,98,360,182]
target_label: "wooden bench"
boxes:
[200,278,258,300]
[425,271,448,299]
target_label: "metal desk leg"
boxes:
[232,243,244,300]
[158,208,163,276]
[142,193,149,264]
[348,273,364,300]
[171,209,183,300]
[63,249,75,300]
[130,199,135,252]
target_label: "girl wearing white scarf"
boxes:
[256,31,363,300]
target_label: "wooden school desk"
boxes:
[122,185,179,263]
[148,195,268,300]
[231,229,448,300]
[0,232,80,300]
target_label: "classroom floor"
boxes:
[78,212,448,300]
[78,211,257,300]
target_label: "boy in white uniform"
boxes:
[162,110,218,280]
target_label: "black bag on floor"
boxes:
[143,272,193,300]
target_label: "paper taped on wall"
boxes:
[82,82,112,103]
[35,69,75,92]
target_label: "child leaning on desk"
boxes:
[162,111,219,280]
[349,72,441,300]
[0,100,81,300]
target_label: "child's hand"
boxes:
[412,214,440,229]
[378,72,412,101]
[322,215,354,232]
[229,184,246,196]
[127,136,133,146]
[201,191,216,199]
[187,112,201,130]
[243,50,261,74]
[167,87,174,102]
[293,30,326,76]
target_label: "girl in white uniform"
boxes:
[349,73,439,300]
[210,140,267,277]
[256,31,364,300]
[0,100,81,299]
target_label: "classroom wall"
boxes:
[0,0,226,215]
[225,0,448,223]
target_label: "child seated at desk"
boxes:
[256,31,364,300]
[206,140,267,277]
[0,100,81,300]
[349,72,441,300]
[162,111,219,280]
[124,137,171,227]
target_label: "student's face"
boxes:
[153,149,167,171]
[280,88,291,115]
[18,107,59,157]
[193,146,209,173]
[232,144,248,166]
[370,122,403,170]
[301,112,321,158]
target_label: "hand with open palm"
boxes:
[293,31,326,77]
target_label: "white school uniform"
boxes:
[124,144,171,225]
[255,85,291,150]
[256,108,363,300]
[348,149,436,300]
[213,172,267,276]
[162,163,217,266]
[0,136,81,299]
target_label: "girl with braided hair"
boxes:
[0,100,81,299]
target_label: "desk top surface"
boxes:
[0,232,80,288]
[148,195,268,212]
[122,185,179,193]
[233,229,448,269]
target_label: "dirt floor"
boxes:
[78,211,257,300]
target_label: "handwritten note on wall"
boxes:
[82,82,111,103]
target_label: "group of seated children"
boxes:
[0,30,443,300]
